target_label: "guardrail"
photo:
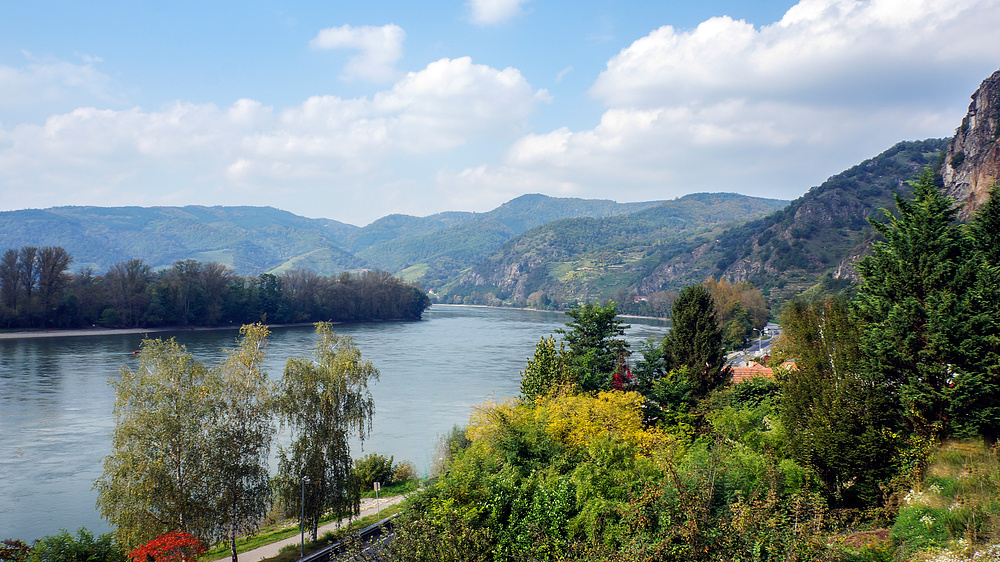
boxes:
[298,514,398,562]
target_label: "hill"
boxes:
[0,205,364,275]
[441,192,789,306]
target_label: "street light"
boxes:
[300,476,311,557]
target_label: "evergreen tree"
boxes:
[855,169,977,437]
[556,301,629,392]
[661,284,729,398]
[953,181,1000,444]
[519,336,572,401]
[779,298,899,505]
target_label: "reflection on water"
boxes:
[0,305,668,541]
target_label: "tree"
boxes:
[96,338,218,550]
[17,246,38,324]
[0,249,19,320]
[661,284,729,398]
[556,301,629,391]
[36,246,72,328]
[953,180,1000,444]
[210,324,274,562]
[779,297,899,505]
[519,336,572,401]
[105,260,153,328]
[277,322,379,539]
[855,168,978,437]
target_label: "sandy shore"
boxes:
[0,323,319,340]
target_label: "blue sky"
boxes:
[1,0,999,225]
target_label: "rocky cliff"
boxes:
[943,68,1000,219]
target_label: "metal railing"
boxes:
[297,514,398,562]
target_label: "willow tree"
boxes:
[210,323,275,562]
[96,338,217,550]
[277,322,379,540]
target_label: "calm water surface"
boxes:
[0,305,668,541]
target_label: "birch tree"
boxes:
[210,323,275,562]
[277,322,379,540]
[96,338,218,550]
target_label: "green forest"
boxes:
[386,170,1000,561]
[0,251,430,330]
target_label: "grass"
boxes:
[202,490,413,561]
[260,502,407,562]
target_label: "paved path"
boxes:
[215,495,406,562]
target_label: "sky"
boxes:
[1,0,999,226]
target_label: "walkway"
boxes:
[217,495,406,562]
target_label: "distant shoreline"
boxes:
[432,303,669,322]
[0,322,321,341]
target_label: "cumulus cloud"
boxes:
[447,0,1000,204]
[0,57,545,223]
[467,0,529,25]
[310,24,406,82]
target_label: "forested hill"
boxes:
[635,138,950,301]
[0,205,364,275]
[0,195,667,278]
[442,192,788,308]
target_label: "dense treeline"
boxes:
[389,170,1000,561]
[0,250,430,330]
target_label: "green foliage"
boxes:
[355,453,395,489]
[211,323,275,561]
[25,528,124,562]
[556,301,630,392]
[661,285,729,398]
[890,506,950,553]
[95,338,219,550]
[276,322,378,540]
[779,297,900,505]
[519,336,572,400]
[856,169,994,440]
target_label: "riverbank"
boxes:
[0,322,320,340]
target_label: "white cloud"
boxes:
[591,0,1000,108]
[444,0,1000,205]
[467,0,529,25]
[0,53,122,109]
[310,24,406,82]
[0,57,545,223]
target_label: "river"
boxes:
[0,305,669,542]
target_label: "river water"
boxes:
[0,305,669,542]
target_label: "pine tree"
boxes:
[661,284,729,398]
[779,297,899,504]
[556,301,629,391]
[855,168,977,437]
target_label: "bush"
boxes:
[26,528,124,562]
[393,460,418,483]
[355,453,394,489]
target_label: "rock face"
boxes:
[943,68,1000,219]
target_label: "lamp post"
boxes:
[300,476,310,557]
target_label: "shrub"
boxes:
[26,528,124,562]
[355,453,394,489]
[393,460,418,483]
